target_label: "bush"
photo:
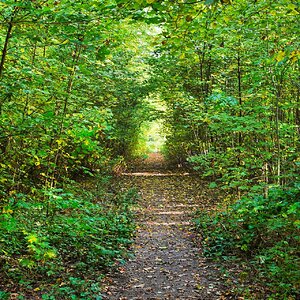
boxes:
[194,183,300,299]
[0,180,138,298]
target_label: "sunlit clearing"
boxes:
[145,120,166,153]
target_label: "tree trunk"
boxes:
[0,7,18,78]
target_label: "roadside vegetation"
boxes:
[0,0,299,299]
[149,1,299,298]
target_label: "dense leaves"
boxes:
[146,0,300,298]
[1,0,299,298]
[153,0,299,192]
[0,179,138,298]
[0,0,154,298]
[0,0,158,196]
[194,184,300,298]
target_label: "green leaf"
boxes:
[97,45,111,61]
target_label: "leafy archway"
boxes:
[0,0,299,298]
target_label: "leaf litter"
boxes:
[101,153,242,300]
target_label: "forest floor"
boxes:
[101,153,245,300]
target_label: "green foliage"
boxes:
[0,181,138,298]
[151,0,299,191]
[0,291,9,300]
[0,0,159,197]
[1,0,299,297]
[0,2,160,296]
[194,184,300,298]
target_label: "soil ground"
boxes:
[101,153,241,300]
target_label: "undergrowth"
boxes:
[0,176,138,299]
[194,183,300,299]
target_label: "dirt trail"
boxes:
[102,153,232,300]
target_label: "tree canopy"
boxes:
[0,0,299,298]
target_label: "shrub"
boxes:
[194,183,300,299]
[0,181,138,298]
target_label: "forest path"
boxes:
[102,153,232,300]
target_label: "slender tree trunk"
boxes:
[0,22,13,79]
[0,7,19,79]
[272,72,284,185]
[275,95,281,185]
[263,162,269,198]
[32,41,37,65]
[197,42,206,97]
[0,7,19,117]
[59,43,82,134]
[205,44,212,97]
[237,48,243,147]
[47,40,83,190]
[296,70,300,136]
